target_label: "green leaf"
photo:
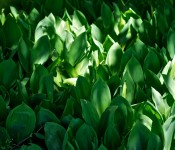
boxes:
[101,2,114,28]
[67,32,87,66]
[152,87,168,118]
[81,99,100,131]
[147,133,163,150]
[75,76,90,100]
[0,126,10,148]
[6,103,36,143]
[125,56,144,85]
[0,96,7,121]
[106,42,123,74]
[31,35,51,67]
[44,0,63,15]
[30,65,48,93]
[18,38,31,73]
[72,10,88,28]
[36,107,60,127]
[167,28,175,59]
[144,50,161,74]
[98,144,108,150]
[0,59,18,88]
[163,74,175,100]
[91,24,103,43]
[3,15,22,49]
[163,115,175,150]
[20,144,42,150]
[76,123,98,150]
[90,78,111,116]
[104,126,120,149]
[61,97,74,117]
[44,122,66,150]
[127,121,150,150]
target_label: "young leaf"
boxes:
[90,78,111,116]
[44,122,66,150]
[6,103,36,143]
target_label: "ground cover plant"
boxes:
[0,0,175,149]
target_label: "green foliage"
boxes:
[1,0,175,149]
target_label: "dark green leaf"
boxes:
[44,122,66,150]
[6,103,36,143]
[0,126,10,148]
[20,144,42,150]
[0,59,18,88]
[76,123,98,150]
[0,96,7,121]
[81,99,99,131]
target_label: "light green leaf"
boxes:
[6,103,36,143]
[163,74,175,99]
[163,115,175,150]
[167,28,175,59]
[67,32,87,66]
[90,78,111,116]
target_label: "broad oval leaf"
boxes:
[90,78,111,116]
[106,42,123,74]
[44,122,66,150]
[125,56,144,85]
[6,103,36,143]
[67,32,87,66]
[0,59,18,89]
[76,123,98,150]
[31,35,51,67]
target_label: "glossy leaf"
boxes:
[106,42,123,74]
[67,32,87,66]
[6,103,36,143]
[44,122,66,150]
[90,78,111,116]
